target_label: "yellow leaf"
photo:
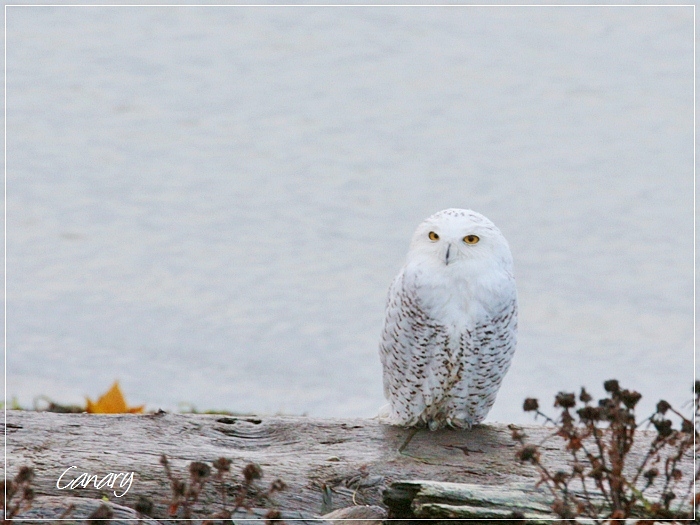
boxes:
[86,381,144,414]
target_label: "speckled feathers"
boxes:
[379,209,517,430]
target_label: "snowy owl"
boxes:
[379,208,517,430]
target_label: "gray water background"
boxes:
[6,5,695,423]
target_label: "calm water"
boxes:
[6,5,694,423]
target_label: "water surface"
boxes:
[6,5,694,423]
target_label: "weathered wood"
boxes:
[381,475,696,524]
[11,495,349,524]
[8,496,160,524]
[383,480,554,523]
[322,504,386,525]
[3,410,681,522]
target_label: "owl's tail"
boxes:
[376,403,407,425]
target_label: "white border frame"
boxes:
[3,3,696,521]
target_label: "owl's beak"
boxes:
[445,244,452,265]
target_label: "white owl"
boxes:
[379,208,517,430]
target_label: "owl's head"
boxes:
[407,208,513,271]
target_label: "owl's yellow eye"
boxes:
[428,231,439,241]
[463,235,480,244]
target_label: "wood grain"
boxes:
[3,410,683,522]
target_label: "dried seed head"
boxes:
[159,454,169,467]
[15,466,34,484]
[87,503,114,524]
[270,479,287,492]
[572,463,585,474]
[135,495,154,516]
[598,398,614,409]
[653,418,673,438]
[189,461,211,481]
[620,389,642,409]
[671,468,683,481]
[523,398,539,412]
[577,406,602,422]
[516,444,539,463]
[554,392,576,409]
[656,400,671,415]
[662,491,676,506]
[264,509,282,524]
[603,379,620,394]
[510,427,525,441]
[213,457,232,473]
[22,486,34,502]
[171,479,186,496]
[644,468,659,483]
[598,398,617,420]
[566,436,583,452]
[579,387,592,404]
[552,471,567,485]
[243,463,263,483]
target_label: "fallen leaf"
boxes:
[86,381,144,414]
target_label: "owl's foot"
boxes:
[446,417,473,430]
[424,413,448,431]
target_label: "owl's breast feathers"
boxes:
[379,265,517,429]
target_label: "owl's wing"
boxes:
[379,269,452,426]
[446,290,518,426]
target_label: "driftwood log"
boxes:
[3,410,688,522]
